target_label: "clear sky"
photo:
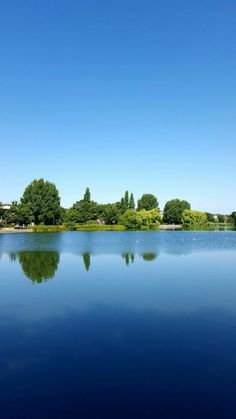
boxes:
[0,0,235,213]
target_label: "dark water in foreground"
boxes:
[1,231,236,418]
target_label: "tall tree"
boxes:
[124,191,129,209]
[137,194,159,211]
[67,188,98,223]
[119,191,131,214]
[21,178,61,225]
[163,199,190,224]
[129,193,135,209]
[84,187,91,203]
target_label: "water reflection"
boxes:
[83,252,91,271]
[1,231,236,257]
[122,252,157,265]
[122,253,135,266]
[6,250,160,281]
[10,251,60,283]
[1,234,236,417]
[142,252,157,261]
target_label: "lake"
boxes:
[1,231,236,418]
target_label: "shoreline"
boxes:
[0,228,33,234]
[0,226,181,233]
[0,225,233,234]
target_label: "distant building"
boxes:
[96,218,105,225]
[0,203,12,222]
[3,204,11,210]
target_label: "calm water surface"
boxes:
[1,231,236,418]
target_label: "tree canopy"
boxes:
[119,191,135,213]
[121,208,161,229]
[129,193,135,210]
[163,199,190,224]
[101,204,120,225]
[182,209,208,226]
[66,188,99,223]
[21,179,61,225]
[137,194,159,211]
[2,179,230,231]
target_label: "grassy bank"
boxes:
[32,224,127,232]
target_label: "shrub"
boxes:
[120,209,161,229]
[182,210,208,226]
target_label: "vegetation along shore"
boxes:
[1,178,235,232]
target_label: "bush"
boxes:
[182,210,208,226]
[120,209,161,229]
[64,221,77,230]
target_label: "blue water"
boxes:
[1,231,236,418]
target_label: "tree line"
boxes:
[0,178,235,229]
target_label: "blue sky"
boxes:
[0,0,235,213]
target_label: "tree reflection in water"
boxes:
[122,253,135,266]
[8,250,158,281]
[122,252,157,265]
[142,253,157,261]
[11,251,60,283]
[83,252,91,271]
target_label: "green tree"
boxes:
[67,188,98,223]
[231,212,236,226]
[17,203,34,225]
[119,191,130,213]
[59,207,67,224]
[206,212,215,223]
[5,201,19,224]
[182,210,208,226]
[21,179,61,225]
[102,204,119,225]
[119,198,125,213]
[121,208,160,229]
[129,193,135,209]
[84,187,91,203]
[120,209,142,229]
[217,214,225,223]
[124,191,129,209]
[137,194,159,211]
[138,209,161,227]
[163,199,190,224]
